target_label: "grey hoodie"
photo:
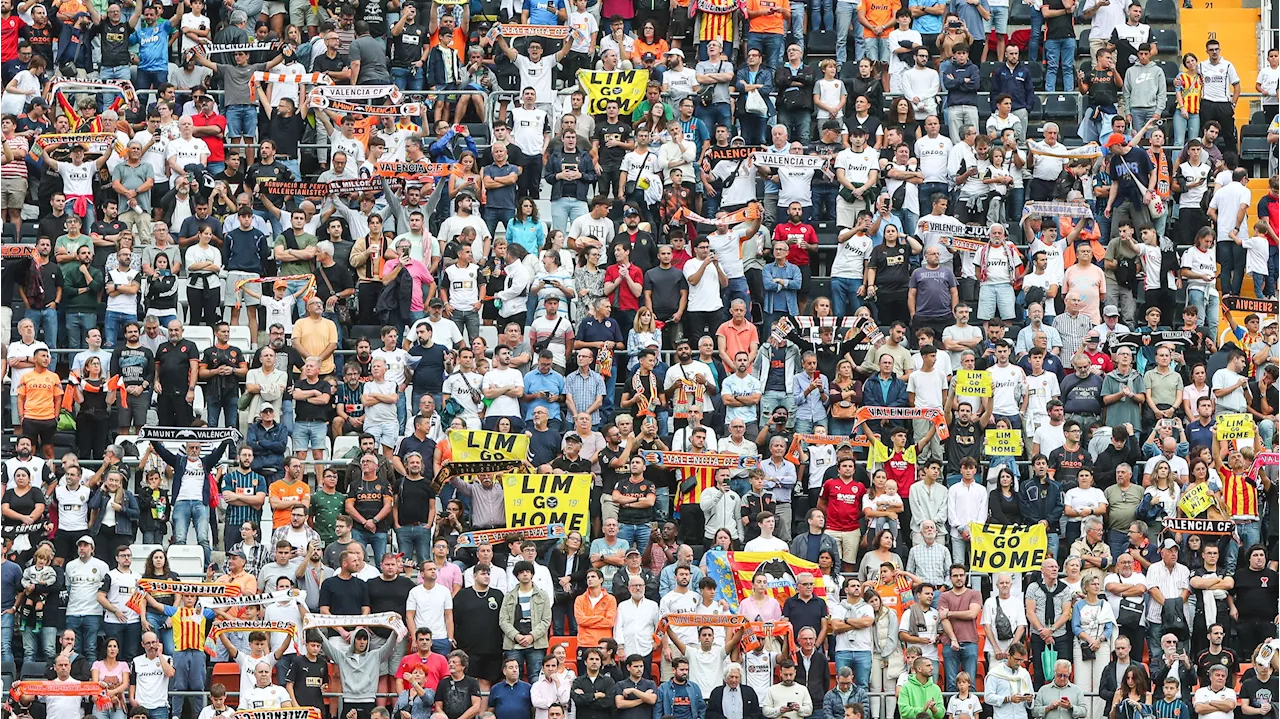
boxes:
[324,631,397,702]
[1123,63,1166,111]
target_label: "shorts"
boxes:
[366,420,400,449]
[861,37,890,62]
[289,0,319,25]
[826,529,862,563]
[2,177,27,209]
[54,530,84,560]
[467,653,504,684]
[669,14,690,39]
[225,104,258,140]
[263,0,286,14]
[21,417,57,446]
[293,420,329,450]
[987,6,1009,34]
[118,390,150,428]
[225,271,262,306]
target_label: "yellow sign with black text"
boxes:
[956,370,992,397]
[577,69,651,115]
[1178,482,1213,517]
[1215,413,1255,441]
[968,523,1048,573]
[503,474,592,536]
[450,430,530,464]
[985,429,1023,456]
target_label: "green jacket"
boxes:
[498,586,552,651]
[898,674,944,719]
[62,264,104,313]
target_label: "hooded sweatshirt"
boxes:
[323,632,397,702]
[898,674,944,719]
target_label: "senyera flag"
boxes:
[704,551,831,615]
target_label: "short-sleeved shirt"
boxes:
[936,587,981,642]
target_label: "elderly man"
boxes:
[112,139,156,241]
[1025,558,1074,689]
[906,520,952,588]
[1032,660,1086,719]
[1192,665,1237,719]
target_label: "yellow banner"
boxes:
[1178,482,1213,518]
[985,429,1023,456]
[968,523,1048,573]
[503,474,592,536]
[576,69,651,115]
[955,369,992,397]
[450,430,530,464]
[1215,413,1255,441]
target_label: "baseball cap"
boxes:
[428,297,445,308]
[1104,133,1127,148]
[1103,305,1120,317]
[665,48,684,58]
[642,52,656,62]
[623,206,640,217]
[228,549,247,560]
[260,405,276,414]
[1160,538,1179,551]
[28,97,47,109]
[625,548,642,557]
[77,535,95,547]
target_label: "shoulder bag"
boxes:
[317,262,354,326]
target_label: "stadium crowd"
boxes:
[0,0,1278,719]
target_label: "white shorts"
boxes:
[225,271,261,306]
[263,0,286,15]
[366,421,400,449]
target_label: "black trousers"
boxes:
[186,287,221,326]
[516,156,544,203]
[157,391,193,427]
[357,281,382,325]
[685,310,721,346]
[1200,100,1238,151]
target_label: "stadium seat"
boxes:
[212,663,241,707]
[480,324,499,347]
[1027,62,1044,88]
[1041,94,1079,120]
[185,325,214,354]
[1010,0,1030,22]
[332,435,362,461]
[1150,28,1179,54]
[2,660,16,692]
[347,325,384,348]
[1077,30,1092,57]
[808,30,836,56]
[1153,59,1179,89]
[228,325,252,350]
[980,62,1001,92]
[1143,0,1176,22]
[1253,110,1271,125]
[168,544,206,579]
[1240,127,1272,161]
[19,661,45,680]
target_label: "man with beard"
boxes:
[219,445,268,552]
[450,562,506,694]
[154,318,200,426]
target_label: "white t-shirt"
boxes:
[663,67,699,102]
[1063,486,1107,524]
[165,136,209,179]
[54,481,92,531]
[101,569,139,624]
[441,371,484,425]
[567,214,614,248]
[942,324,982,368]
[566,10,597,53]
[914,135,953,183]
[988,363,1026,416]
[1033,422,1066,456]
[184,244,223,288]
[1102,570,1147,617]
[831,233,873,279]
[134,129,169,179]
[262,296,294,335]
[887,29,923,76]
[1027,236,1066,287]
[267,60,307,107]
[835,147,880,186]
[423,316,464,348]
[41,678,84,719]
[106,268,140,314]
[133,654,172,709]
[1177,161,1211,208]
[240,684,292,710]
[743,536,788,552]
[1200,59,1240,103]
[706,228,749,278]
[515,55,557,103]
[64,556,109,617]
[1025,371,1060,420]
[683,258,725,312]
[1241,235,1269,274]
[372,347,412,387]
[406,582,454,638]
[483,367,524,418]
[510,105,549,156]
[444,263,481,311]
[1192,687,1237,719]
[57,161,95,196]
[907,367,947,409]
[329,130,366,167]
[179,12,210,53]
[234,653,277,698]
[982,594,1027,652]
[1208,182,1251,245]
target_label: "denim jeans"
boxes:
[144,707,168,719]
[942,641,978,691]
[695,102,733,133]
[0,612,11,663]
[835,2,863,64]
[505,647,545,680]
[761,391,795,426]
[919,182,949,207]
[172,499,212,566]
[747,32,786,68]
[392,65,425,91]
[1081,108,1115,143]
[170,648,207,718]
[1044,38,1075,91]
[978,281,1016,321]
[552,604,578,635]
[452,308,481,342]
[94,708,126,719]
[278,158,301,181]
[483,207,515,238]
[1130,107,1157,131]
[147,610,175,655]
[103,309,136,349]
[225,103,258,139]
[835,650,872,687]
[788,3,806,52]
[779,107,813,145]
[65,311,97,350]
[256,208,283,241]
[946,105,980,145]
[66,613,103,662]
[812,0,835,31]
[25,306,58,349]
[135,67,168,90]
[100,65,132,82]
[1226,520,1261,574]
[831,277,862,316]
[1172,112,1200,147]
[1027,7,1043,64]
[723,276,751,319]
[1219,239,1247,296]
[739,113,768,145]
[206,392,238,429]
[104,621,142,663]
[618,523,652,556]
[397,525,433,566]
[354,528,388,562]
[551,197,589,234]
[20,624,57,662]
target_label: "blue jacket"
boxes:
[153,438,232,504]
[655,680,705,719]
[762,261,802,315]
[247,420,288,475]
[861,374,908,409]
[734,66,776,117]
[1018,475,1065,525]
[88,488,140,537]
[940,59,981,107]
[989,61,1040,112]
[428,128,478,164]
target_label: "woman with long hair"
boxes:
[1073,574,1117,719]
[988,467,1023,524]
[826,358,862,436]
[626,306,663,372]
[91,637,130,719]
[449,151,485,202]
[86,471,137,567]
[630,21,669,65]
[1139,460,1181,530]
[1110,664,1152,719]
[143,252,180,328]
[548,530,589,634]
[228,521,268,577]
[1173,53,1202,147]
[505,197,546,255]
[846,59,885,111]
[699,528,737,575]
[886,97,922,140]
[860,470,903,554]
[140,549,179,655]
[184,224,223,326]
[573,245,606,321]
[868,590,903,719]
[857,527,904,582]
[73,356,115,461]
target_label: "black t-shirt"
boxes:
[201,343,246,398]
[1194,648,1237,687]
[315,261,354,303]
[38,214,69,244]
[294,378,334,423]
[1241,673,1279,719]
[396,475,436,526]
[155,339,200,394]
[1048,445,1087,488]
[27,257,62,310]
[868,242,911,291]
[436,675,482,719]
[215,168,244,197]
[527,427,561,469]
[636,437,674,490]
[246,161,290,211]
[409,342,448,394]
[366,575,415,637]
[285,653,330,707]
[349,477,394,531]
[594,122,632,171]
[1232,567,1279,622]
[21,24,54,66]
[318,574,369,615]
[264,112,306,159]
[1045,0,1073,39]
[312,51,349,77]
[359,0,388,36]
[614,475,656,525]
[391,22,429,66]
[551,455,592,476]
[91,221,128,267]
[614,679,659,719]
[1081,61,1120,107]
[944,421,982,475]
[452,587,505,656]
[610,231,659,274]
[598,445,627,494]
[642,265,688,319]
[2,487,46,520]
[98,19,131,66]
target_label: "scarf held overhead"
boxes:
[302,611,409,640]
